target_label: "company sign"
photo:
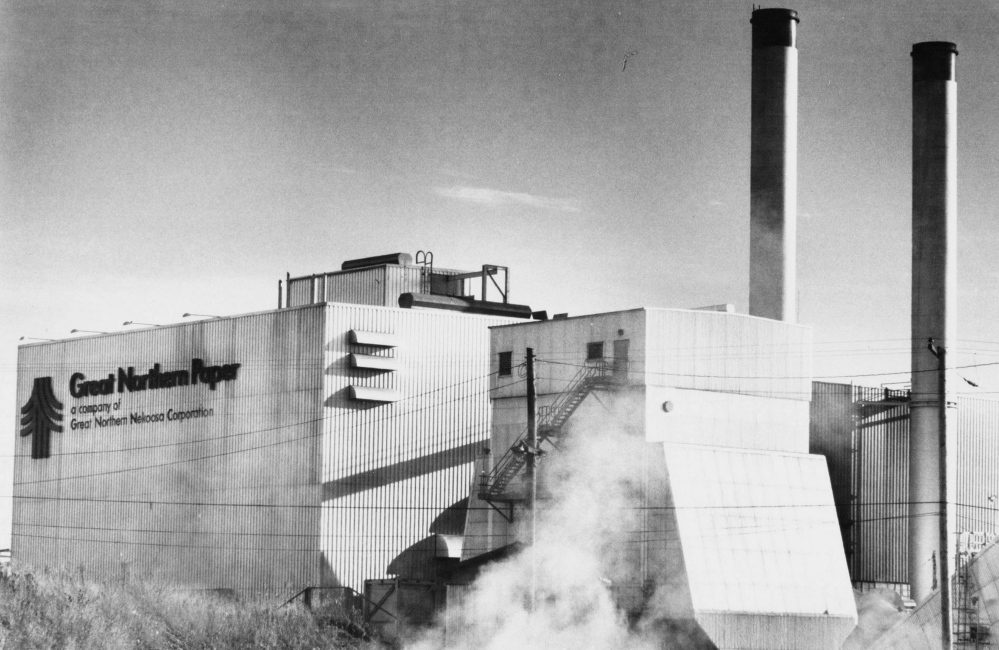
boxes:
[69,358,241,397]
[20,377,63,459]
[20,358,241,460]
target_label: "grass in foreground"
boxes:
[0,563,374,650]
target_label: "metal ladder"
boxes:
[955,549,991,648]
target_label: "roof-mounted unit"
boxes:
[398,293,533,319]
[341,253,413,271]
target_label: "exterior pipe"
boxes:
[909,41,958,606]
[398,293,534,318]
[749,8,798,322]
[341,252,414,271]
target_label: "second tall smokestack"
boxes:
[909,40,958,605]
[750,8,798,322]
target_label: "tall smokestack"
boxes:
[749,8,798,322]
[909,41,958,604]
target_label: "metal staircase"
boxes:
[477,361,617,502]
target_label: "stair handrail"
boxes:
[539,360,612,428]
[479,360,613,499]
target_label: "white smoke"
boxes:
[408,402,700,650]
[841,589,908,650]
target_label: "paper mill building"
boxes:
[12,253,530,595]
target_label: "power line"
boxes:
[2,371,520,462]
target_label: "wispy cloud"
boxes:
[436,185,581,213]
[438,168,480,181]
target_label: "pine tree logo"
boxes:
[20,377,63,459]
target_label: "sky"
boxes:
[3,0,999,549]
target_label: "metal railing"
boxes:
[478,360,616,501]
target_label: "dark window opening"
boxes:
[587,342,604,360]
[498,351,513,376]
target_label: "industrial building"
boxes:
[812,383,999,592]
[446,308,857,649]
[11,4,999,649]
[13,253,529,594]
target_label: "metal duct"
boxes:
[909,41,958,604]
[749,8,798,322]
[398,293,534,319]
[341,253,414,270]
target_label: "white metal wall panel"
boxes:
[490,308,812,403]
[697,613,862,650]
[644,309,812,401]
[956,397,999,535]
[323,469,467,595]
[286,266,427,309]
[868,589,941,650]
[969,540,999,637]
[383,265,426,306]
[841,392,999,585]
[645,385,810,452]
[12,306,326,594]
[321,268,386,306]
[319,304,515,590]
[288,277,315,307]
[662,444,857,649]
[490,309,646,400]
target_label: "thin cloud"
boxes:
[436,185,581,213]
[438,168,481,181]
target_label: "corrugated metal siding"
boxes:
[286,265,427,308]
[319,305,515,590]
[288,276,316,307]
[12,306,326,594]
[697,612,856,650]
[809,382,999,586]
[445,584,474,646]
[956,397,999,535]
[322,268,385,306]
[645,309,813,401]
[852,384,909,584]
[383,265,426,305]
[697,612,857,650]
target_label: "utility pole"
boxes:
[928,338,951,650]
[525,347,538,612]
